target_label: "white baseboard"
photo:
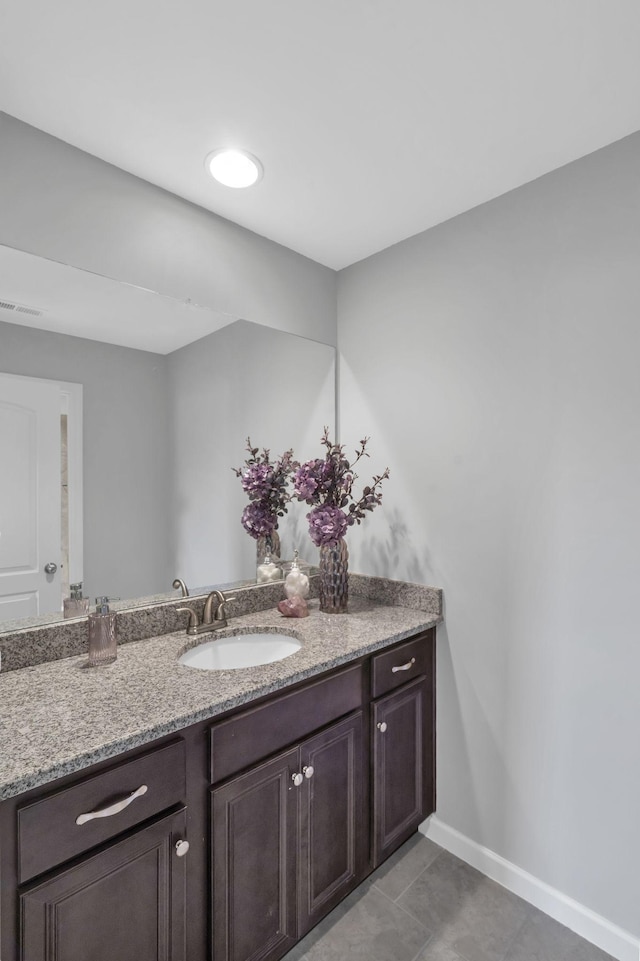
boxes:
[420,816,639,961]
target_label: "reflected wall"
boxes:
[1,317,173,603]
[169,320,335,586]
[0,313,335,625]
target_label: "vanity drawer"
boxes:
[17,739,186,884]
[210,663,364,783]
[371,633,433,699]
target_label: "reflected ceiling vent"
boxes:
[0,299,44,317]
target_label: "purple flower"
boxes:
[294,462,320,500]
[292,429,389,531]
[234,441,295,538]
[241,462,273,497]
[319,460,337,487]
[241,503,277,539]
[307,505,349,547]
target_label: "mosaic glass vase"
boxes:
[319,538,349,614]
[256,528,281,563]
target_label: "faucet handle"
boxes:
[176,606,200,635]
[213,592,236,625]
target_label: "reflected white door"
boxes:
[0,374,61,620]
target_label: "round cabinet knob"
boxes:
[44,562,58,574]
[292,772,304,787]
[303,765,314,779]
[377,721,388,733]
[175,839,190,857]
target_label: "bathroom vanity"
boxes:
[0,582,440,961]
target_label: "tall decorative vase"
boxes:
[256,528,281,562]
[319,538,349,614]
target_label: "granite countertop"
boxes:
[0,596,440,800]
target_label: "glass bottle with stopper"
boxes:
[285,550,310,599]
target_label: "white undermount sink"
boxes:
[178,632,301,671]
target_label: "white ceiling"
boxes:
[1,0,640,270]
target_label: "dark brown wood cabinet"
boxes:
[372,678,432,865]
[212,712,366,961]
[1,627,435,961]
[370,633,436,867]
[297,712,366,936]
[212,747,299,961]
[20,807,188,961]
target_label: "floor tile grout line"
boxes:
[408,932,472,961]
[390,847,447,903]
[371,880,435,937]
[493,902,532,961]
[408,930,435,961]
[372,846,446,905]
[374,845,534,961]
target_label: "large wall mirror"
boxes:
[0,244,336,633]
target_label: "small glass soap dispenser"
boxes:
[87,597,117,666]
[285,550,310,599]
[63,582,90,618]
[257,553,282,584]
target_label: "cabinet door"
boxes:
[212,748,298,961]
[20,807,187,961]
[297,712,365,937]
[372,677,432,866]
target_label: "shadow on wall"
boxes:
[358,506,436,584]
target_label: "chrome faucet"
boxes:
[177,590,236,635]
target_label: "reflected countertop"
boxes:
[0,595,441,800]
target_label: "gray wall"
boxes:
[0,112,337,348]
[337,131,640,936]
[0,319,172,600]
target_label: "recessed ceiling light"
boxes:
[205,148,263,188]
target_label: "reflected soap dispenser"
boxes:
[285,550,310,599]
[257,553,281,584]
[63,582,90,618]
[87,597,117,666]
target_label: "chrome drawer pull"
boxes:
[76,784,148,825]
[391,657,416,673]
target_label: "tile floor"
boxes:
[283,835,615,961]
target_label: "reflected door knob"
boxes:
[44,562,57,574]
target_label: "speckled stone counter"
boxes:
[0,585,441,801]
[0,574,441,673]
[0,579,304,673]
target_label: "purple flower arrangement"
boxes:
[234,430,389,552]
[233,440,295,540]
[293,428,390,547]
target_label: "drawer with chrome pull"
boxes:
[370,632,433,699]
[17,739,185,883]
